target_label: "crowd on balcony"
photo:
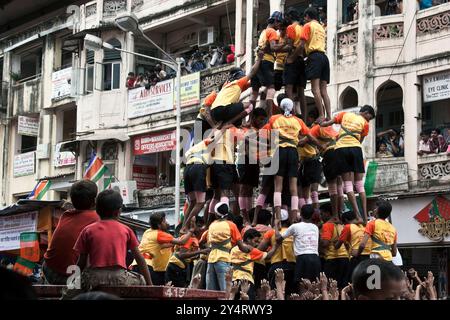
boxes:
[179,44,237,75]
[126,64,171,90]
[418,128,450,156]
[376,127,405,158]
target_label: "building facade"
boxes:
[1,0,450,296]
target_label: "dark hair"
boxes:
[252,107,268,119]
[195,216,205,226]
[73,291,121,300]
[360,105,376,118]
[70,180,98,210]
[320,202,332,214]
[308,108,319,120]
[243,228,262,242]
[95,189,123,218]
[301,204,314,220]
[352,259,405,297]
[277,93,288,106]
[249,208,272,225]
[342,210,356,223]
[432,128,441,134]
[280,18,291,29]
[304,7,319,20]
[216,203,229,218]
[286,7,300,21]
[150,212,166,229]
[229,214,243,231]
[376,200,392,219]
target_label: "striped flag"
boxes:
[27,180,52,200]
[83,153,107,182]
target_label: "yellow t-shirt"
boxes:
[132,229,174,272]
[258,27,279,63]
[186,140,212,165]
[334,112,369,149]
[168,237,199,269]
[310,124,338,153]
[300,20,326,55]
[263,228,296,264]
[205,219,242,263]
[339,224,372,256]
[298,142,318,160]
[196,90,217,120]
[211,127,241,164]
[262,114,310,149]
[231,247,267,283]
[365,219,397,261]
[211,77,250,109]
[274,32,288,71]
[321,222,349,260]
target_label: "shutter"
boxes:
[86,49,94,64]
[103,38,122,62]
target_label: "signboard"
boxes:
[0,212,38,251]
[133,131,176,155]
[52,67,72,100]
[54,142,76,167]
[128,79,174,118]
[18,116,39,137]
[174,72,200,108]
[200,67,230,97]
[132,165,157,189]
[366,161,409,194]
[423,71,450,103]
[14,152,35,177]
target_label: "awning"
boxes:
[77,131,130,142]
[0,200,64,216]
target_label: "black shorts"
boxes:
[251,60,275,89]
[305,52,330,83]
[274,70,284,91]
[262,175,291,207]
[184,164,207,194]
[275,147,299,178]
[335,147,365,174]
[165,263,187,288]
[211,163,236,190]
[253,263,267,290]
[237,164,260,187]
[322,149,339,181]
[211,102,245,126]
[323,258,350,289]
[283,58,307,88]
[295,254,321,283]
[298,158,322,187]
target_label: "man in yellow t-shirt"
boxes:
[251,11,292,118]
[356,200,398,262]
[274,20,289,92]
[320,105,376,221]
[284,7,307,118]
[297,7,330,120]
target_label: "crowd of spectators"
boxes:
[126,64,169,90]
[418,128,450,156]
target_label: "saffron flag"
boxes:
[19,232,40,262]
[27,180,52,200]
[13,257,35,276]
[83,153,107,183]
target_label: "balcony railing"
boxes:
[418,153,450,183]
[11,77,42,116]
[337,22,358,56]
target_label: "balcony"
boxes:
[11,77,42,117]
[418,153,450,188]
[416,3,450,60]
[373,14,405,66]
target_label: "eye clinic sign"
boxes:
[423,71,450,103]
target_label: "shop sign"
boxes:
[133,130,176,155]
[13,152,35,177]
[132,165,156,189]
[51,67,72,100]
[128,79,174,118]
[54,142,76,167]
[414,196,450,242]
[174,72,200,108]
[423,71,450,103]
[0,212,38,251]
[18,116,39,137]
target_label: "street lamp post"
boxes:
[85,15,183,223]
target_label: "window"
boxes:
[102,38,121,91]
[62,109,76,141]
[18,47,42,81]
[374,0,403,16]
[20,135,37,153]
[85,49,94,93]
[341,0,358,24]
[340,87,359,109]
[101,141,118,160]
[61,49,73,69]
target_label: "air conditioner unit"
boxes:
[198,26,215,47]
[111,181,138,205]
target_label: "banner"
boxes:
[133,130,176,155]
[0,212,38,251]
[174,72,200,108]
[54,142,76,167]
[18,116,39,136]
[51,67,72,100]
[13,152,35,177]
[364,161,409,196]
[132,165,157,189]
[128,79,174,118]
[423,71,450,103]
[19,232,40,262]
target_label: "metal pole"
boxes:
[174,58,182,224]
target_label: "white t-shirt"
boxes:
[281,222,319,256]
